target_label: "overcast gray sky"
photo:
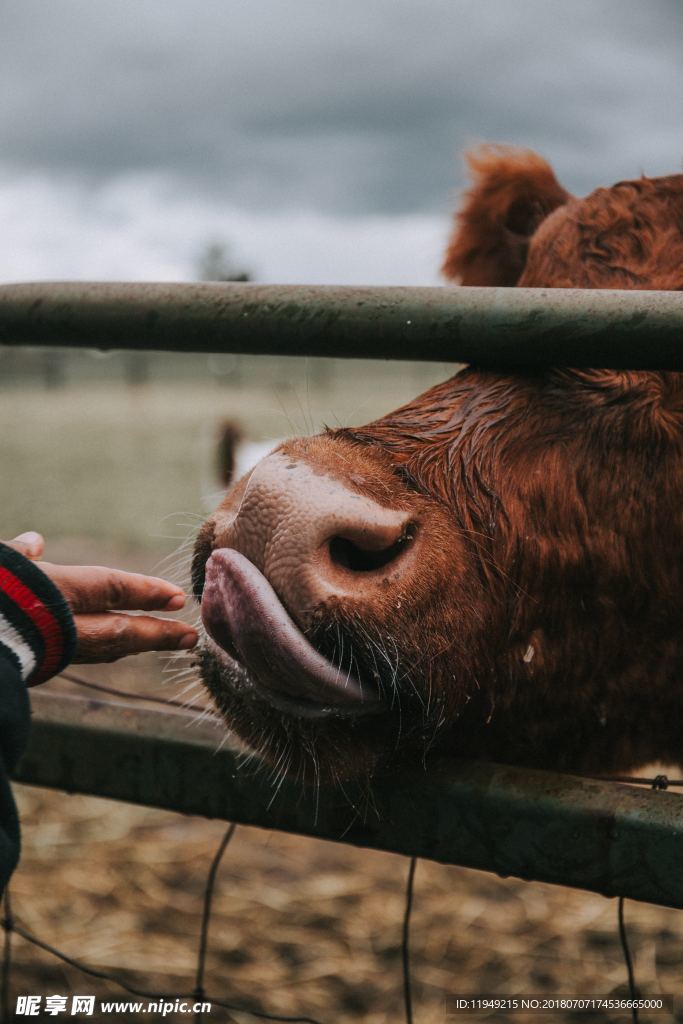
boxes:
[2,0,682,284]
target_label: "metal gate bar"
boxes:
[1,281,683,368]
[14,691,683,910]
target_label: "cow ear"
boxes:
[442,145,570,286]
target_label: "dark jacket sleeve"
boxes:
[0,543,76,891]
[0,651,29,888]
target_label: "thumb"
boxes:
[5,531,45,560]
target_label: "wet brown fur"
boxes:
[197,146,683,780]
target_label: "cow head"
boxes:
[193,146,683,782]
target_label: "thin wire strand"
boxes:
[2,919,326,1024]
[58,676,683,790]
[58,671,217,718]
[1,888,11,1024]
[575,772,683,788]
[402,857,417,1024]
[618,898,639,1024]
[614,772,670,1024]
[195,823,237,1023]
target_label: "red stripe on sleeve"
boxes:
[0,566,66,684]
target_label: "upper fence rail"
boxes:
[1,281,683,368]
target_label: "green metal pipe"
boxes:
[15,692,683,909]
[1,281,683,368]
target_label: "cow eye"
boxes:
[393,465,424,493]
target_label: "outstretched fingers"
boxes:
[73,612,197,663]
[2,536,199,666]
[38,564,189,614]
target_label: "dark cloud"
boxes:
[2,0,682,215]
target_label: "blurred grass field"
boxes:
[0,355,449,549]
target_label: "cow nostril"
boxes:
[328,525,417,574]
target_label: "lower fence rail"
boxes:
[14,690,683,910]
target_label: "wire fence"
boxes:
[4,670,681,1024]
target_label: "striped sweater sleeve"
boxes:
[0,543,76,686]
[0,543,77,893]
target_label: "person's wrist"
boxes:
[0,542,77,685]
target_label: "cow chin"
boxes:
[198,625,412,784]
[195,553,475,782]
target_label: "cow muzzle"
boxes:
[200,451,423,716]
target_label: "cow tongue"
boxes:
[201,548,382,708]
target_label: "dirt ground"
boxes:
[9,771,683,1024]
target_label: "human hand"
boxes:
[6,532,197,666]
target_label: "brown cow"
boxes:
[193,146,683,783]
